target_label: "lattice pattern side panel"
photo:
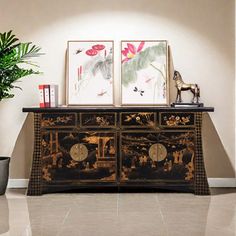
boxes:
[27,113,42,196]
[194,112,210,195]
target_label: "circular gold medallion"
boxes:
[149,143,167,162]
[70,143,88,162]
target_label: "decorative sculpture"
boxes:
[173,70,200,104]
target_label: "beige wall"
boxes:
[0,0,235,178]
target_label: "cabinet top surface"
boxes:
[22,106,214,113]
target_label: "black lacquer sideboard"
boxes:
[23,106,214,195]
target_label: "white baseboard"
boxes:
[7,179,29,188]
[208,178,236,187]
[7,178,236,189]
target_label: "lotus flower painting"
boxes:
[67,41,114,105]
[121,40,168,105]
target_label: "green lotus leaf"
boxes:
[122,42,166,87]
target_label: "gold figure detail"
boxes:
[164,115,191,126]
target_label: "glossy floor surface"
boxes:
[0,188,235,236]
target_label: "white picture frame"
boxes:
[121,40,169,106]
[67,40,114,106]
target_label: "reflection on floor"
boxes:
[0,188,235,236]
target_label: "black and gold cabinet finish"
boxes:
[22,107,214,195]
[120,131,195,183]
[41,131,117,185]
[120,112,155,128]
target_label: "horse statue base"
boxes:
[171,102,204,107]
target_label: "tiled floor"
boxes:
[0,188,235,236]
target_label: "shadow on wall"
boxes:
[1,0,233,60]
[168,46,175,103]
[10,114,34,179]
[169,46,235,178]
[202,113,235,178]
[168,46,199,103]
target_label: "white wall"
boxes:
[0,0,235,178]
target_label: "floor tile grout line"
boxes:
[155,194,169,236]
[56,206,72,236]
[117,193,120,217]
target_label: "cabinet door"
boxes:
[78,132,117,182]
[120,131,158,181]
[41,131,81,183]
[154,131,195,182]
[120,131,195,183]
[41,131,117,183]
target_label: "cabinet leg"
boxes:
[27,113,42,196]
[194,113,210,195]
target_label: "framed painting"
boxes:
[67,41,114,106]
[121,40,169,106]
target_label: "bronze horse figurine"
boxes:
[173,70,200,103]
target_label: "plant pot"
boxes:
[0,157,10,195]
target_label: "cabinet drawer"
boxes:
[80,113,116,128]
[41,113,77,128]
[121,112,155,128]
[159,112,195,128]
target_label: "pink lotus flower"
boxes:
[86,44,105,56]
[92,44,105,50]
[122,41,145,63]
[86,49,98,56]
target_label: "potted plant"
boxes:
[0,30,42,195]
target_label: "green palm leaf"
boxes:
[15,42,43,61]
[0,30,43,101]
[0,30,19,55]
